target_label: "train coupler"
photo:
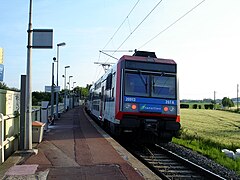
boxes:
[144,119,158,135]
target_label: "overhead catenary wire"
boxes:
[101,0,164,63]
[138,0,206,49]
[112,0,163,56]
[101,50,134,52]
[97,0,205,79]
[102,0,140,51]
[99,50,118,60]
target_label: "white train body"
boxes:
[86,51,180,143]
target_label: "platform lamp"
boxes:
[69,76,73,91]
[55,42,66,118]
[73,82,76,90]
[64,66,70,111]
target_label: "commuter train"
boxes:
[86,51,180,143]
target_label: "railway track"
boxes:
[86,109,235,179]
[127,143,226,180]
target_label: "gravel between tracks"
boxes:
[162,142,240,180]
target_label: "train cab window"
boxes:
[152,75,176,99]
[125,73,149,96]
[125,71,176,99]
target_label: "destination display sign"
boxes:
[124,96,177,105]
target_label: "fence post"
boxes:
[0,113,4,164]
[20,75,26,150]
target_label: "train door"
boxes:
[100,86,105,121]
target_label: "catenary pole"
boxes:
[237,84,239,111]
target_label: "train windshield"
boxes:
[125,73,149,96]
[125,72,176,99]
[152,74,176,99]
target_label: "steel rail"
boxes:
[128,143,226,180]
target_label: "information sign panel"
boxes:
[45,86,60,92]
[0,64,4,81]
[32,29,53,49]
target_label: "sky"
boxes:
[0,0,240,100]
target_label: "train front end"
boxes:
[115,51,180,143]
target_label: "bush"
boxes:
[180,104,189,109]
[204,104,214,109]
[209,104,214,109]
[193,104,198,109]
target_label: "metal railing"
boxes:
[0,102,76,164]
[0,113,19,164]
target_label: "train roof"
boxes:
[118,51,176,65]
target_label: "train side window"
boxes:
[106,73,112,90]
[112,87,114,98]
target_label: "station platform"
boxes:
[1,106,159,180]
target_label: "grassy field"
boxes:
[179,109,240,147]
[173,109,240,174]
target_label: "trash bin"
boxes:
[32,121,45,143]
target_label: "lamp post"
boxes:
[25,0,33,150]
[55,42,66,118]
[62,74,65,89]
[50,62,55,124]
[64,66,70,110]
[69,76,73,91]
[68,76,73,109]
[72,82,76,89]
[64,66,70,89]
[72,82,76,107]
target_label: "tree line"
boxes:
[181,97,235,109]
[0,82,236,108]
[0,82,91,106]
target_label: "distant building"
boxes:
[0,64,3,82]
[0,48,3,64]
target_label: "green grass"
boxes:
[173,109,240,175]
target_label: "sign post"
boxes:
[25,0,53,150]
[25,0,33,150]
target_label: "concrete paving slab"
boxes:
[3,169,49,180]
[47,166,126,180]
[0,150,37,179]
[5,165,38,176]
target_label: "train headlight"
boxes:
[163,106,169,112]
[123,103,138,112]
[162,106,176,114]
[131,104,137,110]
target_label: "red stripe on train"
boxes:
[115,59,122,119]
